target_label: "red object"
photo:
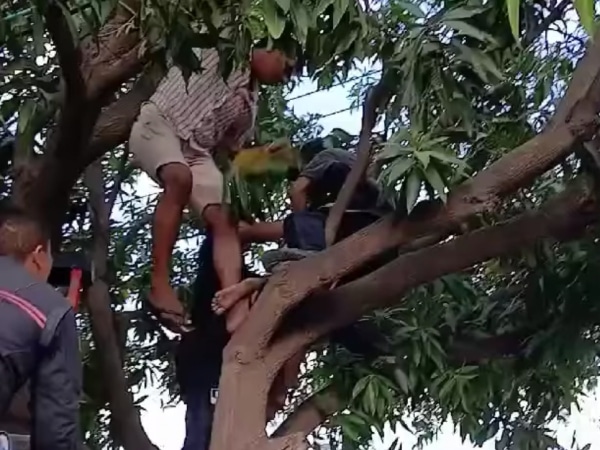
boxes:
[66,269,82,311]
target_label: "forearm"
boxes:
[239,221,284,244]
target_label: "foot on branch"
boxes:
[211,277,265,316]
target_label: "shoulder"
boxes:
[18,282,70,315]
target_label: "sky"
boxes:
[137,71,600,449]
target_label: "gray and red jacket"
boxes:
[0,256,81,449]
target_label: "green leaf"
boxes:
[263,0,287,39]
[332,0,350,29]
[335,26,359,54]
[425,165,448,201]
[444,20,499,45]
[291,1,311,45]
[389,157,414,181]
[56,0,80,45]
[275,0,291,13]
[442,6,487,21]
[405,170,421,213]
[351,376,370,400]
[574,0,597,36]
[395,1,425,18]
[394,368,410,393]
[506,0,521,42]
[365,382,377,415]
[31,6,45,56]
[415,151,431,168]
[314,0,335,18]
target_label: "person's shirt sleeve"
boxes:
[299,149,352,181]
[31,309,82,450]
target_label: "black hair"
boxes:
[0,201,50,260]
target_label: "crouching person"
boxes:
[0,203,81,449]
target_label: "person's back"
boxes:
[0,204,81,449]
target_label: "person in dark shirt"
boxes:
[175,234,260,450]
[0,204,81,449]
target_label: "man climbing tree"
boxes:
[129,44,295,334]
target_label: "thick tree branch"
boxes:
[84,162,157,450]
[83,70,161,166]
[299,180,599,345]
[325,79,391,246]
[44,1,85,100]
[272,386,341,438]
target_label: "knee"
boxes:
[159,163,192,200]
[203,205,234,231]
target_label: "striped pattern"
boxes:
[0,289,46,328]
[151,49,257,144]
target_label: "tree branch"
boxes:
[296,179,599,346]
[44,1,85,100]
[523,0,570,46]
[548,27,600,129]
[325,79,391,246]
[272,386,341,438]
[83,70,161,167]
[84,162,157,450]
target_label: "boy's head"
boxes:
[0,202,52,282]
[250,39,298,85]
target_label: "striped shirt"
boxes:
[150,49,258,145]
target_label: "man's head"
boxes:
[250,40,298,85]
[0,203,52,282]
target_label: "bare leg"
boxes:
[149,163,193,332]
[203,205,245,333]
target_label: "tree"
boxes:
[1,0,600,449]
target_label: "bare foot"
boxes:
[149,283,192,333]
[211,277,265,316]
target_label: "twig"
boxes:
[107,149,131,211]
[324,78,391,246]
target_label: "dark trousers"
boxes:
[181,381,217,450]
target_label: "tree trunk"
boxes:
[84,162,157,450]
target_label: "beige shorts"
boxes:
[129,103,228,215]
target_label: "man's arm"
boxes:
[289,149,348,212]
[31,309,82,450]
[289,176,312,212]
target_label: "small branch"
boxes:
[272,386,341,438]
[107,149,132,210]
[325,79,391,246]
[523,0,570,46]
[548,27,600,129]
